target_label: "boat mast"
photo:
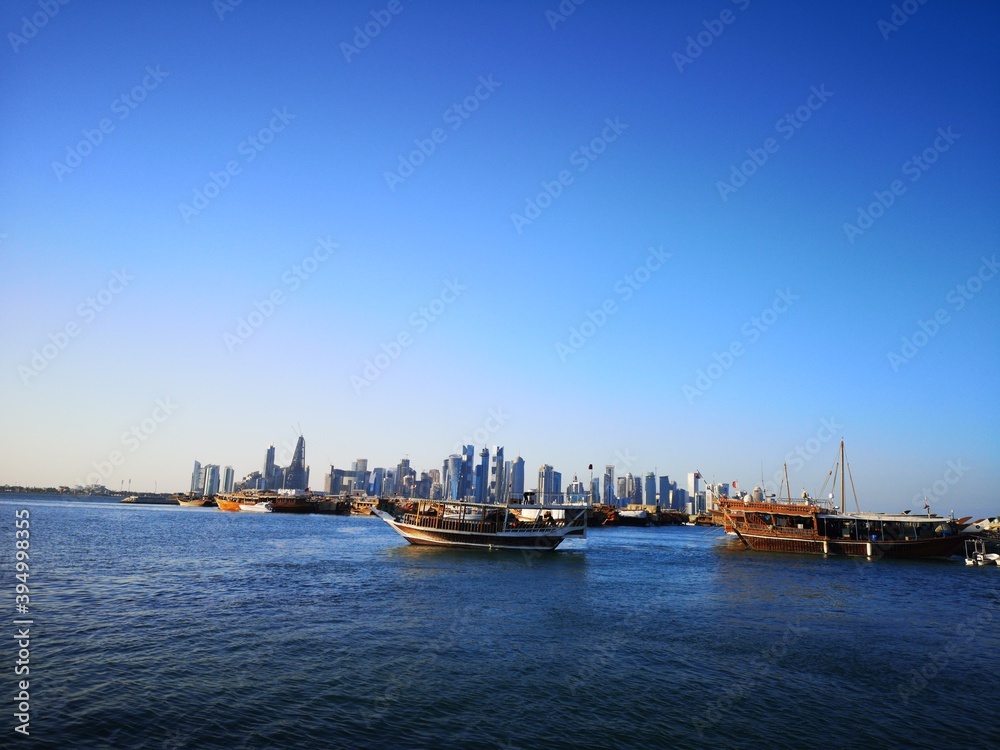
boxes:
[839,440,846,514]
[783,462,791,503]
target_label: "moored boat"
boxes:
[374,492,587,551]
[175,494,209,507]
[719,441,974,560]
[240,501,273,513]
[215,489,315,513]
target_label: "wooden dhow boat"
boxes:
[719,441,973,560]
[374,491,587,551]
[215,489,314,513]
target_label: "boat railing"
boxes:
[724,500,821,515]
[741,521,817,537]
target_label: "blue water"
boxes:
[2,495,998,749]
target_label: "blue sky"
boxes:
[1,0,998,519]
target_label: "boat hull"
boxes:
[735,532,968,559]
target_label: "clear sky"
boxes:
[1,0,998,519]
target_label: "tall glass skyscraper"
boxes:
[283,436,309,490]
[509,456,525,501]
[603,465,615,507]
[262,444,276,490]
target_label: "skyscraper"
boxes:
[394,458,412,497]
[538,464,559,503]
[369,467,385,496]
[351,459,370,494]
[509,456,525,501]
[566,475,586,503]
[460,445,475,499]
[190,460,202,494]
[489,446,506,502]
[283,436,309,490]
[445,454,463,500]
[263,444,276,490]
[687,471,701,498]
[475,448,489,503]
[603,465,615,507]
[203,464,220,497]
[659,476,672,510]
[222,466,235,493]
[644,472,657,507]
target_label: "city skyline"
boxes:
[1,1,998,521]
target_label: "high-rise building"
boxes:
[687,471,701,499]
[203,464,220,497]
[509,456,525,501]
[460,445,475,499]
[489,446,506,502]
[475,448,489,503]
[369,467,386,496]
[263,444,276,490]
[659,476,672,509]
[190,460,202,494]
[222,466,235,493]
[239,470,263,490]
[538,464,560,503]
[566,475,586,503]
[351,459,370,493]
[445,454,463,500]
[414,472,432,499]
[283,436,309,490]
[644,472,657,507]
[394,458,413,497]
[604,465,615,507]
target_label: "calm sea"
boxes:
[2,495,998,749]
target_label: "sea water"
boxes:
[1,495,998,749]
